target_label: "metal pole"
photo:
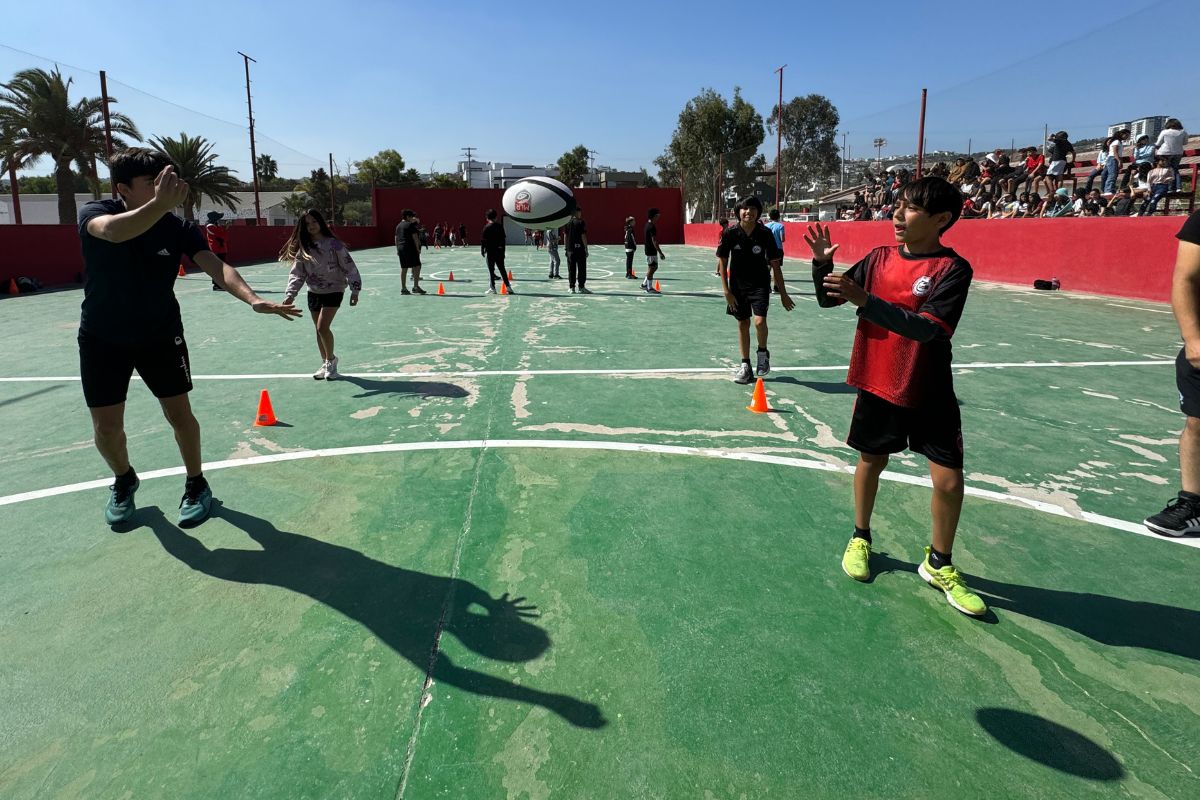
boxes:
[967,138,971,160]
[774,65,785,209]
[717,152,724,219]
[1043,124,1048,158]
[99,70,116,198]
[840,132,847,190]
[329,152,335,224]
[239,52,262,225]
[7,160,21,224]
[915,88,927,177]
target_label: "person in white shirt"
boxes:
[1155,118,1189,190]
[1103,129,1130,195]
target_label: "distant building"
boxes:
[457,160,646,189]
[1109,116,1167,141]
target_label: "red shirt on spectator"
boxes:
[1025,153,1045,174]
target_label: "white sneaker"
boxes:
[326,357,339,379]
[312,362,327,380]
[486,286,497,294]
[732,362,753,384]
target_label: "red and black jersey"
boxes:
[204,223,227,255]
[830,245,972,408]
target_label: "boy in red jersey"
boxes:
[806,176,986,617]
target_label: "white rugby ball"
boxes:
[501,177,577,229]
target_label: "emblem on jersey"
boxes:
[752,245,762,254]
[912,276,933,297]
[514,190,531,213]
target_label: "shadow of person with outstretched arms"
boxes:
[142,503,606,728]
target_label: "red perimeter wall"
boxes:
[684,218,1185,303]
[373,187,684,245]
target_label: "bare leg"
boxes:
[753,316,768,349]
[928,461,965,554]
[737,318,751,360]
[854,453,888,530]
[316,306,338,361]
[159,393,202,478]
[1179,416,1200,494]
[412,264,422,290]
[90,403,130,475]
[312,310,328,362]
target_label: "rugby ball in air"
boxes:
[501,177,577,229]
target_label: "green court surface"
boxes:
[2,242,1198,799]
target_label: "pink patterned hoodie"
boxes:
[284,237,362,302]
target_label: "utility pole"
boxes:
[99,70,116,199]
[840,131,848,190]
[1043,123,1049,157]
[461,146,476,187]
[238,51,262,225]
[915,88,927,177]
[587,149,598,185]
[873,137,887,168]
[717,152,724,219]
[774,64,785,210]
[329,153,335,224]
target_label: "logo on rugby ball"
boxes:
[514,190,531,213]
[912,276,933,297]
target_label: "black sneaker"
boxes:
[401,288,412,296]
[1144,493,1200,537]
[412,286,428,295]
[756,349,770,377]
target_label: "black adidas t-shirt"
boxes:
[77,198,208,345]
[395,220,420,256]
[716,223,783,289]
[1178,210,1200,245]
[565,218,587,251]
[644,220,658,255]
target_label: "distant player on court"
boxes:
[765,208,785,291]
[807,176,988,617]
[1144,209,1200,537]
[642,207,665,293]
[480,209,514,295]
[717,195,792,384]
[203,211,227,291]
[77,148,300,528]
[395,209,425,295]
[565,206,590,294]
[546,224,561,279]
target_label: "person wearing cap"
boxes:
[1042,187,1075,217]
[204,211,228,291]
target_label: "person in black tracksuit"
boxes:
[564,207,589,293]
[480,209,513,294]
[623,216,637,279]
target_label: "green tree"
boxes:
[0,66,139,223]
[556,144,589,187]
[638,168,660,188]
[653,87,763,219]
[428,172,467,189]
[341,200,372,226]
[355,148,407,187]
[767,94,840,205]
[150,132,241,221]
[255,153,278,182]
[281,192,310,219]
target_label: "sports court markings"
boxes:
[1,438,1193,549]
[0,359,1173,384]
[1106,302,1174,315]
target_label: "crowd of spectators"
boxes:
[840,118,1190,221]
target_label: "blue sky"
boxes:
[3,0,1195,179]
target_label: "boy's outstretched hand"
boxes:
[804,224,841,262]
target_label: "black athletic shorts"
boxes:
[726,284,770,321]
[847,388,963,469]
[307,291,344,313]
[78,330,193,408]
[397,250,421,269]
[1176,347,1200,417]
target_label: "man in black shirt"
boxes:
[395,209,425,295]
[564,207,590,294]
[77,148,300,528]
[1145,210,1200,536]
[642,208,666,293]
[716,195,793,383]
[480,209,513,295]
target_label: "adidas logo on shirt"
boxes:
[157,249,171,256]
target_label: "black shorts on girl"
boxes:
[307,291,344,313]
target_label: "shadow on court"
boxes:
[975,708,1124,780]
[142,504,605,728]
[871,552,1200,660]
[0,384,64,408]
[338,375,471,400]
[770,377,856,394]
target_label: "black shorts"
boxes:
[726,284,770,321]
[1176,348,1200,417]
[397,250,421,269]
[78,330,193,408]
[307,291,344,313]
[847,389,963,469]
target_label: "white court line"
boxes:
[0,438,1193,550]
[1106,303,1173,315]
[0,359,1172,384]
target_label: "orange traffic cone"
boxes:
[437,282,445,295]
[508,270,514,282]
[7,277,18,295]
[500,282,508,295]
[254,389,278,426]
[448,270,455,282]
[654,280,661,292]
[746,378,771,413]
[177,263,186,277]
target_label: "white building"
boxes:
[456,160,641,189]
[1108,116,1168,141]
[0,191,303,226]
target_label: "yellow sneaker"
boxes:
[841,537,871,581]
[918,547,987,616]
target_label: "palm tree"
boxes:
[150,132,240,221]
[0,67,139,223]
[0,126,34,224]
[255,153,278,182]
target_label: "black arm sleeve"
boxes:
[857,295,943,342]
